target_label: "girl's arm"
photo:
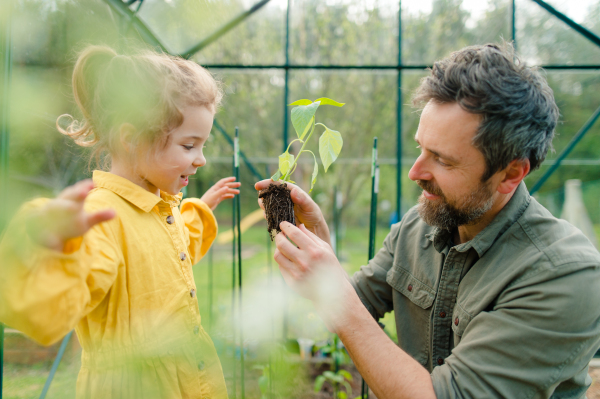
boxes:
[0,181,119,346]
[199,177,240,210]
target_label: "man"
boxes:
[256,43,600,398]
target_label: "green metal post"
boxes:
[0,1,13,396]
[39,332,73,399]
[234,128,245,399]
[208,247,213,332]
[231,144,238,399]
[512,0,516,50]
[396,0,403,220]
[530,104,600,195]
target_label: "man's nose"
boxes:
[408,154,432,182]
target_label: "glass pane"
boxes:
[402,0,511,65]
[289,0,399,66]
[137,0,277,57]
[525,71,600,193]
[540,0,600,37]
[516,0,600,65]
[193,1,285,65]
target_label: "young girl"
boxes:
[0,45,239,398]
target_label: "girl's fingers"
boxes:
[58,179,94,202]
[86,209,116,228]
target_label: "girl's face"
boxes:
[138,105,213,196]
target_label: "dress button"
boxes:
[166,215,174,224]
[193,325,199,335]
[437,358,444,365]
[190,289,196,298]
[455,317,459,326]
[180,252,187,261]
[407,284,413,292]
[198,361,205,371]
[439,311,446,318]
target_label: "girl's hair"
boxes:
[58,45,223,169]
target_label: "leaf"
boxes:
[337,391,348,399]
[314,376,326,392]
[314,97,345,107]
[310,159,318,193]
[341,381,352,395]
[258,375,269,394]
[291,102,320,139]
[279,152,294,176]
[288,99,313,106]
[271,169,282,181]
[338,369,353,382]
[319,125,343,173]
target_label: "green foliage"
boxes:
[273,98,345,193]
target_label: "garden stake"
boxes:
[231,142,238,399]
[362,137,379,399]
[234,127,246,399]
[39,331,73,399]
[208,247,213,332]
[265,165,274,399]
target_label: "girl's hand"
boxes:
[26,179,116,252]
[200,177,241,210]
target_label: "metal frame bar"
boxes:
[180,0,272,59]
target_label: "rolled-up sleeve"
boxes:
[431,263,600,399]
[350,222,402,320]
[180,198,217,265]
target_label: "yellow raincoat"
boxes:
[0,171,228,399]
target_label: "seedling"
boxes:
[259,97,345,239]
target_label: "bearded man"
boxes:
[255,43,600,398]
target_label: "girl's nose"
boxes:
[193,153,206,168]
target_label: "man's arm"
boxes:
[274,222,436,399]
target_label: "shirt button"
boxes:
[439,311,446,318]
[455,317,459,326]
[437,358,444,365]
[407,284,413,292]
[166,215,174,224]
[190,289,196,298]
[198,361,205,371]
[193,325,199,335]
[180,252,187,261]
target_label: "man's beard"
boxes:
[416,179,495,231]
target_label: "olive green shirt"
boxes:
[351,183,600,398]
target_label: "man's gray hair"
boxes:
[413,42,559,181]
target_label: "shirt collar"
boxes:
[427,182,531,257]
[93,171,183,212]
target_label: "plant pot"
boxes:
[258,182,295,240]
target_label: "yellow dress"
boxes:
[0,171,228,399]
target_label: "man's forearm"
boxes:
[317,283,437,399]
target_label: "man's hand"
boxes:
[26,179,116,252]
[255,179,331,245]
[274,221,353,330]
[200,177,241,210]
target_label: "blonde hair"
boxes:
[58,45,223,169]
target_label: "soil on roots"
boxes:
[258,183,295,240]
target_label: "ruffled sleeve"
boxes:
[180,198,217,264]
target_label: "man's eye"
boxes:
[436,158,449,167]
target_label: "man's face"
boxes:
[408,101,498,230]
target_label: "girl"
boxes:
[0,45,239,398]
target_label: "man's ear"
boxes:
[119,123,137,153]
[497,158,530,194]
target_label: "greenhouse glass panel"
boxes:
[289,0,399,66]
[516,0,600,65]
[540,0,600,37]
[193,1,286,65]
[402,0,511,65]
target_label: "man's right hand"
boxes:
[26,179,116,252]
[255,179,331,246]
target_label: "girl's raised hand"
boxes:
[26,179,116,252]
[200,177,241,210]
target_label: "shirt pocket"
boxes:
[386,266,435,366]
[451,303,473,346]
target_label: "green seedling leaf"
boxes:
[318,124,343,172]
[338,369,353,382]
[314,376,326,392]
[271,169,282,181]
[288,99,313,106]
[258,375,269,394]
[314,97,345,107]
[291,102,320,139]
[279,152,294,176]
[338,391,348,399]
[310,160,318,193]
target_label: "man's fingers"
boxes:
[275,228,302,260]
[86,209,116,228]
[255,179,274,191]
[299,224,325,245]
[279,221,313,250]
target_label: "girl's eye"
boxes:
[183,145,194,150]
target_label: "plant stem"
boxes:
[283,118,317,181]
